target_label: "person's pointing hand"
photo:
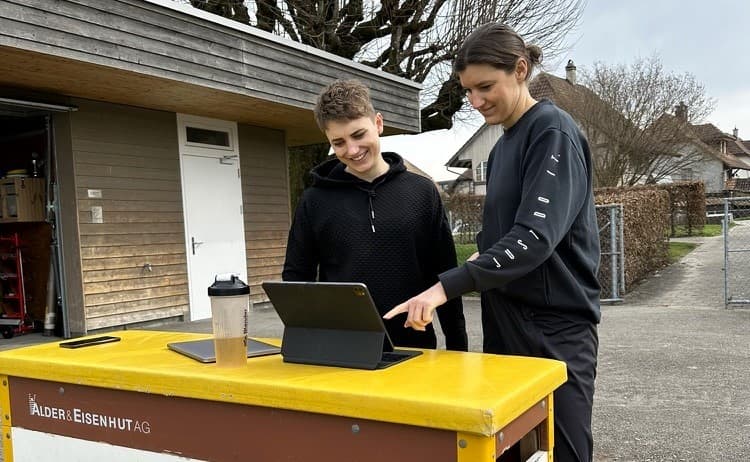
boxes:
[384,282,448,331]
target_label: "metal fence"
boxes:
[596,204,625,303]
[447,211,481,245]
[723,197,750,308]
[450,205,625,302]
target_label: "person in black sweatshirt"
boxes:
[386,24,600,462]
[282,79,468,352]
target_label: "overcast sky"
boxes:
[382,0,750,181]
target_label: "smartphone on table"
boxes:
[59,336,121,349]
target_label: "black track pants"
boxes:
[481,293,598,462]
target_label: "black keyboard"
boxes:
[381,352,409,363]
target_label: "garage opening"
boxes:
[0,97,76,339]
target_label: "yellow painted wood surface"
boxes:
[0,330,566,436]
[456,432,496,462]
[546,393,555,462]
[1,374,14,462]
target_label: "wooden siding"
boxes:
[0,0,421,145]
[238,125,290,304]
[69,99,188,330]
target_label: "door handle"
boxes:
[191,237,204,255]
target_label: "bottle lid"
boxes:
[208,274,250,296]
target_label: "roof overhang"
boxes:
[447,158,473,168]
[0,46,392,146]
[0,0,422,146]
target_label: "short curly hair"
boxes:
[314,79,375,131]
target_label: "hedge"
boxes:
[443,181,706,294]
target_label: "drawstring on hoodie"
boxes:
[367,190,376,233]
[309,152,406,234]
[356,186,378,232]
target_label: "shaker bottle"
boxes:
[208,275,249,367]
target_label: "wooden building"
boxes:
[0,0,420,336]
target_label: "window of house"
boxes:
[720,140,727,154]
[185,127,230,147]
[475,160,488,183]
[177,114,237,153]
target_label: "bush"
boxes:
[444,195,484,244]
[658,182,706,236]
[445,182,693,294]
[595,186,671,289]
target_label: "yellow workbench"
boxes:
[0,330,566,462]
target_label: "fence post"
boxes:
[619,205,625,294]
[610,206,618,300]
[723,198,729,308]
[596,203,624,303]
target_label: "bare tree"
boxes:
[575,55,716,187]
[186,0,585,131]
[182,0,584,205]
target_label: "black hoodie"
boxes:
[283,152,468,350]
[438,100,601,323]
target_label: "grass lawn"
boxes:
[454,243,479,296]
[672,223,727,238]
[668,241,697,262]
[455,243,477,266]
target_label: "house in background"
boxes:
[527,62,681,188]
[668,137,749,192]
[0,0,420,336]
[443,61,750,194]
[654,104,750,192]
[443,124,503,196]
[689,122,750,178]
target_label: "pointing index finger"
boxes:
[383,303,408,319]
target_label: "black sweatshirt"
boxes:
[439,100,601,323]
[283,152,468,350]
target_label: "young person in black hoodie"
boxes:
[386,24,600,462]
[282,79,468,352]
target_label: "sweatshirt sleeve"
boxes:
[425,186,468,351]
[282,194,319,281]
[439,128,588,298]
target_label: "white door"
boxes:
[177,115,247,321]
